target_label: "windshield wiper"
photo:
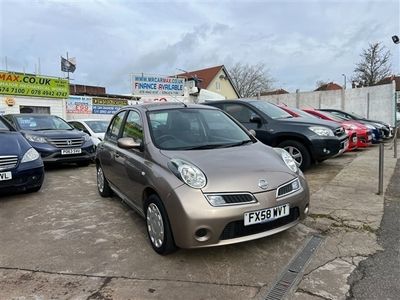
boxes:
[32,128,56,131]
[223,139,253,148]
[181,144,231,150]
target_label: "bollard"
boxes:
[378,143,384,195]
[394,127,398,159]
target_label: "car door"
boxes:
[99,110,127,189]
[222,103,271,144]
[115,109,147,209]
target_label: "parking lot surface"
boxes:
[0,145,397,299]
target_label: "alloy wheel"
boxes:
[284,146,303,166]
[97,167,104,193]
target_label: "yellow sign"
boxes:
[0,71,69,99]
[4,97,15,106]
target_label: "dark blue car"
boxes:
[3,114,95,166]
[0,115,44,193]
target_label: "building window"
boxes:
[19,106,50,114]
[215,81,221,90]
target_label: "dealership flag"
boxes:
[61,56,76,73]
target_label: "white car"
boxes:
[68,119,109,146]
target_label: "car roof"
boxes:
[5,113,59,117]
[122,102,218,112]
[68,119,109,122]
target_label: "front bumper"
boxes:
[309,135,348,161]
[30,142,95,163]
[164,175,310,249]
[0,162,44,192]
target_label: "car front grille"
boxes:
[204,193,256,206]
[47,138,84,148]
[0,155,18,171]
[220,207,300,240]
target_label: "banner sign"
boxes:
[66,96,92,114]
[132,74,185,96]
[0,71,69,99]
[92,97,128,115]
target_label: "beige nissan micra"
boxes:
[96,103,309,254]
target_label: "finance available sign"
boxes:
[132,74,185,96]
[0,71,69,99]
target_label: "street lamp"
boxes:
[342,74,347,89]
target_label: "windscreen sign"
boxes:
[0,71,69,99]
[132,74,185,96]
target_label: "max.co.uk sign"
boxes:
[132,74,185,96]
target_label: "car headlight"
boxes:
[83,134,91,141]
[21,148,40,163]
[168,158,207,189]
[274,148,298,173]
[309,126,334,136]
[25,134,47,143]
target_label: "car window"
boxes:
[122,110,143,142]
[147,108,252,150]
[105,111,126,142]
[0,118,10,131]
[85,120,109,133]
[249,101,292,119]
[70,121,87,132]
[14,115,73,130]
[330,111,350,120]
[223,104,254,123]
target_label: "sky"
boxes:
[0,0,399,94]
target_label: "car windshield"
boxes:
[85,120,109,133]
[0,118,10,131]
[321,111,346,122]
[15,115,73,131]
[290,107,318,118]
[250,101,293,119]
[147,108,253,150]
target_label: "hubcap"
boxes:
[146,203,164,248]
[284,146,303,166]
[97,167,104,193]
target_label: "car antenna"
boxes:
[169,94,187,107]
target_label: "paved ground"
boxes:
[347,158,400,300]
[0,144,397,299]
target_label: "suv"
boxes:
[4,114,95,166]
[205,100,348,170]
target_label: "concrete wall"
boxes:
[259,82,396,125]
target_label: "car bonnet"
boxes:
[160,142,298,193]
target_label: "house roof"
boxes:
[260,88,289,96]
[376,75,400,91]
[176,65,240,97]
[314,82,343,91]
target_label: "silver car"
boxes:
[96,103,310,254]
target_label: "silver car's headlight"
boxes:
[25,134,47,143]
[21,148,40,163]
[309,126,334,136]
[274,148,298,173]
[169,158,207,189]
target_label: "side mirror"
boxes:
[249,129,256,137]
[250,115,262,125]
[117,137,141,149]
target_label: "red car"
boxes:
[278,105,358,152]
[302,109,372,148]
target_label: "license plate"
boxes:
[244,204,290,226]
[61,148,82,155]
[0,171,12,181]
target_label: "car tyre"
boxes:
[97,164,112,197]
[145,194,177,255]
[278,140,311,170]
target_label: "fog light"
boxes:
[304,205,309,214]
[206,195,226,206]
[194,228,211,242]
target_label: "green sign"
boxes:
[0,71,69,99]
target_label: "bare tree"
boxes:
[315,80,329,89]
[228,62,274,97]
[352,42,392,86]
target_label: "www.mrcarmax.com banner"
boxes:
[0,71,69,99]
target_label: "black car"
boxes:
[206,100,348,170]
[319,109,392,139]
[0,115,44,193]
[3,114,95,166]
